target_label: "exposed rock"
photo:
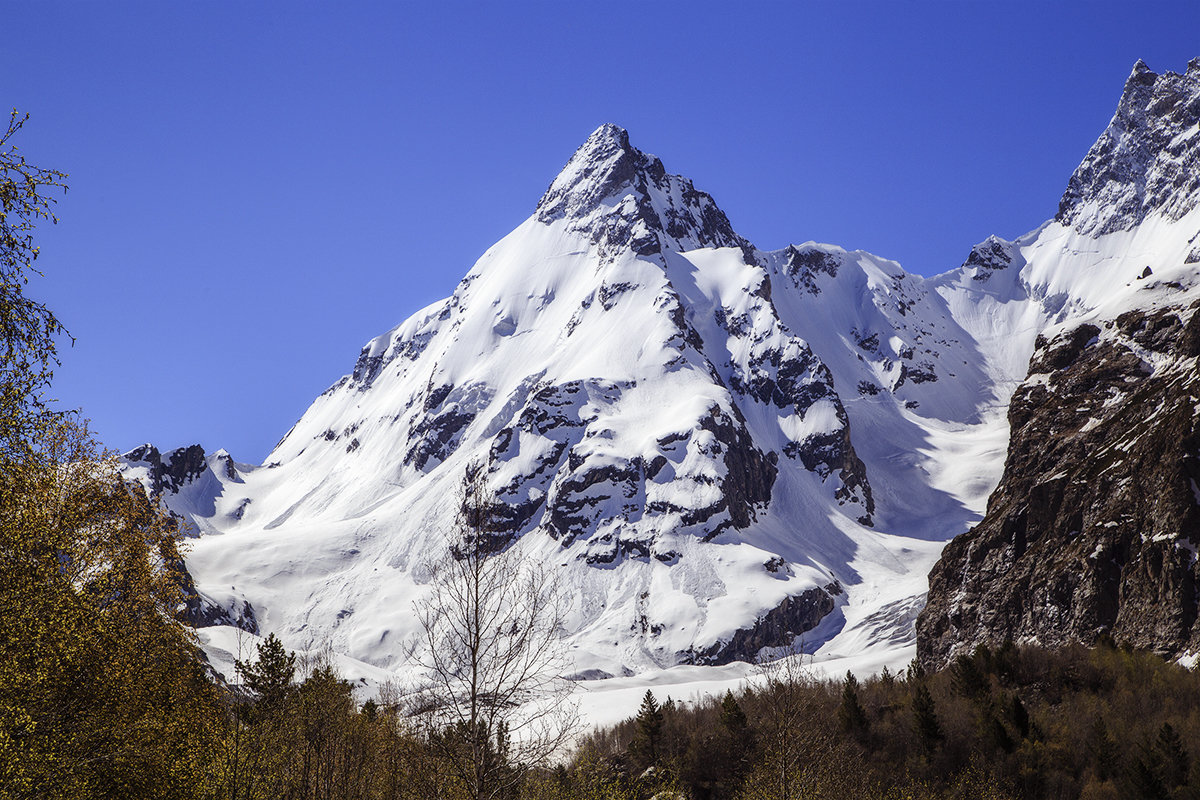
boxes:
[962,235,1019,281]
[124,443,209,496]
[536,124,750,263]
[918,303,1200,669]
[697,406,778,533]
[1057,59,1200,235]
[685,584,839,665]
[781,245,841,295]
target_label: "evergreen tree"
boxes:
[235,632,297,713]
[1087,716,1120,781]
[911,682,943,754]
[719,689,753,789]
[719,690,748,737]
[1154,722,1189,791]
[1009,695,1031,740]
[629,690,664,771]
[837,671,869,740]
[951,653,988,700]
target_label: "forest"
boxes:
[3,111,1200,800]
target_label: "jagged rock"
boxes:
[918,304,1200,669]
[124,443,209,496]
[685,584,839,665]
[782,244,841,295]
[536,124,751,263]
[1057,59,1200,235]
[963,235,1018,281]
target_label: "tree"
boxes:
[236,633,297,714]
[0,109,69,463]
[911,682,944,755]
[0,110,223,800]
[0,417,225,798]
[628,690,664,772]
[837,671,869,740]
[416,464,577,800]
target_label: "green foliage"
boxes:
[951,652,989,700]
[0,417,227,799]
[839,670,870,739]
[235,633,296,714]
[911,682,944,754]
[0,109,69,464]
[629,690,664,772]
[564,643,1200,800]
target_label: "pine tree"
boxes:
[838,671,869,740]
[719,690,748,737]
[1087,716,1120,782]
[911,682,943,754]
[235,632,296,713]
[1010,695,1030,740]
[951,653,988,700]
[719,689,753,787]
[629,690,664,771]
[1154,722,1189,791]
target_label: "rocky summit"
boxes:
[126,59,1200,686]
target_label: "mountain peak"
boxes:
[536,123,666,224]
[537,124,748,260]
[1056,59,1200,235]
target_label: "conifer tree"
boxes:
[837,671,869,740]
[630,690,664,771]
[911,682,943,754]
[1154,722,1189,791]
[236,632,297,713]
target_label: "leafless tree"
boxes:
[415,463,578,800]
[740,642,852,800]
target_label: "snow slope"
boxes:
[125,60,1200,712]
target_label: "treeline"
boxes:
[543,642,1200,800]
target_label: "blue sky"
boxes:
[4,1,1197,462]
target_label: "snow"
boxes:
[121,99,1200,726]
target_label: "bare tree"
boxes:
[416,464,578,800]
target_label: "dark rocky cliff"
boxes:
[918,303,1200,668]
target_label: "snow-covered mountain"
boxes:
[128,58,1200,681]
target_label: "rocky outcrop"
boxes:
[124,443,209,496]
[962,236,1020,282]
[918,303,1200,669]
[685,583,840,665]
[536,124,751,262]
[1057,59,1200,235]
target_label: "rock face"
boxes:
[918,59,1200,669]
[1057,59,1200,235]
[536,123,750,262]
[124,444,210,497]
[919,306,1200,667]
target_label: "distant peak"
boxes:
[536,124,748,260]
[1056,59,1200,235]
[536,123,665,223]
[583,123,632,152]
[1126,58,1157,87]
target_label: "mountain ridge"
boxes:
[125,60,1200,686]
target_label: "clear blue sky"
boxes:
[4,1,1197,463]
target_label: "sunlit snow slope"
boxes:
[127,59,1200,684]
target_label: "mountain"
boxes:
[919,58,1200,668]
[126,59,1200,683]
